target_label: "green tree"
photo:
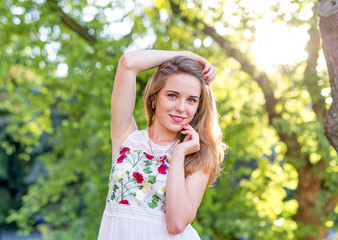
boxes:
[159,0,337,239]
[0,0,337,240]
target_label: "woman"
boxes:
[98,50,226,239]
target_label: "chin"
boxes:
[167,124,183,133]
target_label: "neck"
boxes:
[148,124,178,145]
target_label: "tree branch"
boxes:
[47,0,97,44]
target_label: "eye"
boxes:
[168,94,177,99]
[187,98,197,103]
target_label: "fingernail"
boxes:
[204,76,208,79]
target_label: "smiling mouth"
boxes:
[170,115,185,123]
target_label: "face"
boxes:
[152,73,201,136]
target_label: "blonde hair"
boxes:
[143,56,227,185]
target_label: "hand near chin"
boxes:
[173,124,200,157]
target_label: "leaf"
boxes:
[143,167,152,174]
[148,201,158,209]
[144,160,152,166]
[152,195,159,202]
[148,175,156,184]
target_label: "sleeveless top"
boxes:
[98,129,201,240]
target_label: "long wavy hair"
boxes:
[143,56,227,185]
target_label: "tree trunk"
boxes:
[294,160,325,240]
[318,0,338,153]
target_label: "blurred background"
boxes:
[0,0,337,239]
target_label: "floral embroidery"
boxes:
[142,182,151,192]
[115,171,125,182]
[158,164,168,175]
[135,190,145,201]
[157,186,166,196]
[117,154,127,163]
[108,145,170,211]
[116,147,130,163]
[121,164,133,173]
[119,199,130,205]
[144,152,154,160]
[120,147,130,155]
[133,172,144,183]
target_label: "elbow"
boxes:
[166,214,195,235]
[118,53,134,69]
[167,221,187,235]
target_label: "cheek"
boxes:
[188,105,199,117]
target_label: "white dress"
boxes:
[98,129,201,240]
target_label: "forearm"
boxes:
[165,150,195,234]
[121,50,188,74]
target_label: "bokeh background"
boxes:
[0,0,337,239]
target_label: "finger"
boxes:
[202,65,211,75]
[206,71,216,84]
[203,68,215,80]
[180,130,192,142]
[183,134,191,142]
[180,129,193,136]
[181,124,199,138]
[182,123,196,131]
[180,128,196,138]
[209,72,217,82]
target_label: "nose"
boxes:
[176,99,186,113]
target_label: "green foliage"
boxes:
[0,0,337,239]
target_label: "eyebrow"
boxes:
[165,90,200,99]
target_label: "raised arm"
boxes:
[111,50,195,155]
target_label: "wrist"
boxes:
[171,147,185,160]
[182,50,191,58]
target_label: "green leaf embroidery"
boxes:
[111,193,115,201]
[143,167,152,174]
[152,195,160,202]
[148,201,158,209]
[113,184,119,191]
[148,175,156,184]
[144,160,152,166]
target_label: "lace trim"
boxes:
[123,129,178,157]
[103,202,166,225]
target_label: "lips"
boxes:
[170,115,185,123]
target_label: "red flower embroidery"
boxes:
[144,152,154,160]
[117,154,127,163]
[120,147,130,155]
[119,199,130,205]
[158,164,168,175]
[133,172,144,183]
[158,155,167,164]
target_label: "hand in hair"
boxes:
[184,51,217,85]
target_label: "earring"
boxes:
[152,101,156,109]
